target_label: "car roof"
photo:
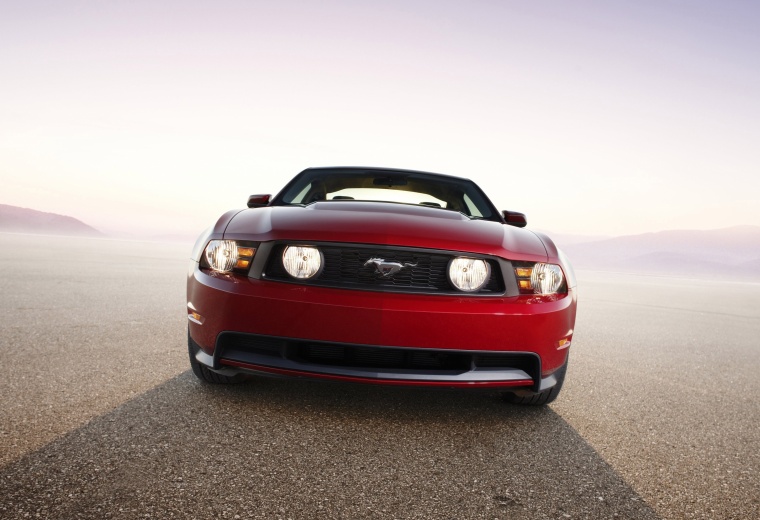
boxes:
[300,166,474,183]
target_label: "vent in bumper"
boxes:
[295,343,472,372]
[215,332,540,385]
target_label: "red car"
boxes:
[187,167,577,405]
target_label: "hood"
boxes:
[223,201,548,260]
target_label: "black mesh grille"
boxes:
[294,343,471,372]
[221,333,284,358]
[263,244,504,294]
[474,354,538,375]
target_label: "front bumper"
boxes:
[187,264,576,388]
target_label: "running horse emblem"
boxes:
[364,257,417,277]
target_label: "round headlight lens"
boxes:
[531,263,564,294]
[448,257,490,292]
[205,240,238,272]
[282,246,322,279]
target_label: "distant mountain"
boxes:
[0,204,104,237]
[562,226,760,280]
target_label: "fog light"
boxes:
[448,257,490,292]
[282,246,322,279]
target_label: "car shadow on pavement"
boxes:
[0,371,661,519]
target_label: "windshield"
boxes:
[272,168,500,221]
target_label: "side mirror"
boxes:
[247,194,271,208]
[502,210,527,228]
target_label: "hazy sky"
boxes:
[1,0,758,237]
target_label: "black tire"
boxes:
[501,357,568,406]
[188,332,244,384]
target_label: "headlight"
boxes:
[514,262,564,294]
[531,263,564,294]
[448,257,490,292]
[203,240,256,273]
[282,246,322,279]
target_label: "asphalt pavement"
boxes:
[0,233,757,519]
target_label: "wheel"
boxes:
[188,331,244,384]
[501,357,568,406]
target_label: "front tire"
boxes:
[501,357,568,406]
[188,331,244,384]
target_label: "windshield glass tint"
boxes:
[277,170,498,220]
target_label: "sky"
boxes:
[1,0,758,238]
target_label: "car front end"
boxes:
[187,169,577,404]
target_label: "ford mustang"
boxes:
[187,166,577,405]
